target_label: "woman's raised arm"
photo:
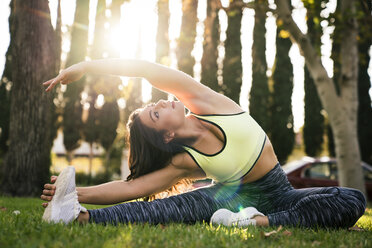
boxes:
[44,59,209,98]
[43,59,241,114]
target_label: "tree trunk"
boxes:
[1,0,57,196]
[270,0,294,164]
[176,0,198,76]
[200,0,220,92]
[66,150,74,165]
[275,0,365,195]
[222,0,243,104]
[249,0,269,129]
[303,0,324,157]
[88,142,93,184]
[152,0,170,102]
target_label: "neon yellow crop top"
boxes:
[183,112,266,185]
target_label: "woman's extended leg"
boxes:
[265,186,366,228]
[87,183,255,225]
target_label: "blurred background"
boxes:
[0,0,371,196]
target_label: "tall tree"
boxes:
[123,32,143,124]
[249,0,269,130]
[222,0,243,104]
[98,98,120,180]
[83,0,107,180]
[83,90,99,183]
[176,0,198,76]
[356,0,372,165]
[275,0,366,194]
[62,0,90,163]
[270,5,294,164]
[152,0,170,102]
[1,0,59,196]
[0,41,13,156]
[200,0,220,92]
[303,0,325,157]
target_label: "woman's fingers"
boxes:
[42,202,48,208]
[43,189,55,196]
[40,195,53,201]
[51,175,57,183]
[43,78,55,86]
[45,78,59,92]
[44,183,56,190]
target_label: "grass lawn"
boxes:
[0,197,371,248]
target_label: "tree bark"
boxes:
[200,0,220,92]
[274,0,365,195]
[250,0,270,132]
[1,0,57,196]
[176,0,198,76]
[152,0,170,102]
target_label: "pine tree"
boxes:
[176,0,198,76]
[270,8,294,164]
[83,0,107,181]
[152,0,170,102]
[62,0,90,163]
[98,99,120,180]
[356,0,372,164]
[303,0,325,157]
[200,0,220,91]
[222,0,243,104]
[249,0,269,130]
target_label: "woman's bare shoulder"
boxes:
[170,153,206,179]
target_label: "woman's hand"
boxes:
[43,62,86,92]
[41,176,58,208]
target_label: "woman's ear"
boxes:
[164,131,175,144]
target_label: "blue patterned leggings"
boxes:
[88,164,366,228]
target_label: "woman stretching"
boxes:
[41,59,366,228]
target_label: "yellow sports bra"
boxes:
[183,112,266,185]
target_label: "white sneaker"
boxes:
[42,166,87,224]
[210,207,264,227]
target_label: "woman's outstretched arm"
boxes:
[43,59,241,114]
[44,59,208,98]
[41,162,190,205]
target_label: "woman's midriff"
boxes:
[241,136,278,184]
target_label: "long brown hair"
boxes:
[126,107,193,200]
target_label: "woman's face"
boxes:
[139,100,185,133]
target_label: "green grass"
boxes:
[0,197,371,248]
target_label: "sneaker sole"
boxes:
[42,166,75,223]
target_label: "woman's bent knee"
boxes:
[339,187,366,220]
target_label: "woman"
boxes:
[41,59,366,228]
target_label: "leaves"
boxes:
[260,225,292,238]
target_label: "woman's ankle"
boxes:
[77,211,89,224]
[254,216,269,226]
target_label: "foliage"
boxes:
[270,12,294,164]
[62,0,90,160]
[249,0,269,130]
[97,100,120,179]
[201,0,220,92]
[0,197,371,248]
[302,0,326,157]
[176,0,198,76]
[222,1,243,104]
